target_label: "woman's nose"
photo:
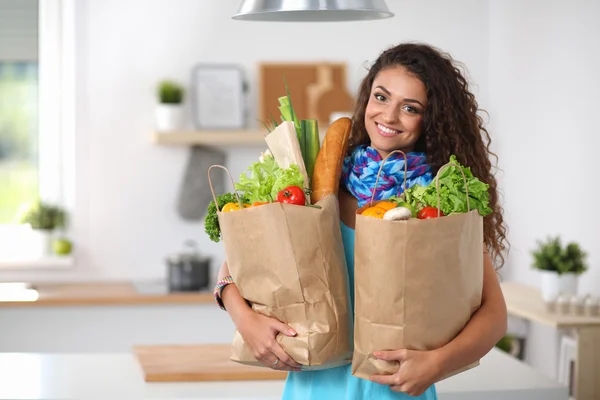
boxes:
[382,106,400,124]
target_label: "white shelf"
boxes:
[0,256,74,270]
[152,127,329,147]
[152,130,267,146]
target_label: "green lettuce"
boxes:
[270,164,304,200]
[234,155,304,203]
[401,155,493,217]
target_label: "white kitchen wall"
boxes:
[488,0,600,296]
[488,0,600,379]
[0,0,490,282]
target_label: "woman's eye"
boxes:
[403,105,419,114]
[374,93,387,102]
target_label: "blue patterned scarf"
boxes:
[341,145,433,208]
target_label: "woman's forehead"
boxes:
[372,67,427,102]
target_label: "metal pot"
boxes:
[166,240,211,292]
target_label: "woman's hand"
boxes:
[370,349,442,396]
[237,310,302,372]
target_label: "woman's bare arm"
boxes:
[218,261,252,327]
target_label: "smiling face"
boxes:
[364,66,428,158]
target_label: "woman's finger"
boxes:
[258,352,284,370]
[269,341,302,369]
[254,348,275,368]
[258,353,280,369]
[370,374,401,386]
[374,349,408,361]
[271,320,297,337]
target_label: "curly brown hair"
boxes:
[349,42,509,269]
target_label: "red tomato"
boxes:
[276,186,305,206]
[417,206,445,219]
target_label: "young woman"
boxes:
[214,42,508,400]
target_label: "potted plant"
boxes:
[532,236,588,301]
[155,80,185,132]
[18,200,67,258]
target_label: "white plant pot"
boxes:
[559,273,578,296]
[540,270,580,301]
[155,104,184,132]
[28,229,52,259]
[540,270,562,301]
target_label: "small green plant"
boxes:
[157,80,184,104]
[532,236,588,275]
[495,334,514,354]
[18,199,66,230]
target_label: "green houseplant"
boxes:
[18,200,68,258]
[532,236,588,301]
[158,80,184,104]
[155,80,185,132]
[19,200,66,230]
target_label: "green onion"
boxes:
[278,96,293,122]
[303,119,320,180]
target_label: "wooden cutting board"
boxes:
[259,62,355,127]
[133,344,287,382]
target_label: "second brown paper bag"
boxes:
[351,161,484,380]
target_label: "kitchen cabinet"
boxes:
[502,282,600,400]
[0,280,233,352]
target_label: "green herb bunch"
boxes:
[204,193,249,243]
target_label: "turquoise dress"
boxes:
[281,222,438,400]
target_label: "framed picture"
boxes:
[190,64,248,130]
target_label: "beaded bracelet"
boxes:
[213,275,234,311]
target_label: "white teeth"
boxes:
[377,123,399,134]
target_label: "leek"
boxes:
[264,121,310,190]
[303,119,320,180]
[299,120,308,168]
[272,78,320,190]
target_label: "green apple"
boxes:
[52,238,73,256]
[395,201,417,218]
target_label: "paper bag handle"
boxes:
[369,150,408,206]
[207,165,244,212]
[434,162,471,216]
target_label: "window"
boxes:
[0,63,39,224]
[0,0,39,225]
[0,0,75,265]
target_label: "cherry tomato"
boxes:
[276,186,305,206]
[417,206,445,219]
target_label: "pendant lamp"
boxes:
[232,0,394,22]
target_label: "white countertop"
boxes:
[0,348,567,400]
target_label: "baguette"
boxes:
[310,117,352,204]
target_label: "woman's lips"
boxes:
[376,123,402,138]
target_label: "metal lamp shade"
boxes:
[232,0,394,22]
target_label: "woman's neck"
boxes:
[371,144,415,159]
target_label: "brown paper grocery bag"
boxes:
[351,156,484,380]
[208,165,353,370]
